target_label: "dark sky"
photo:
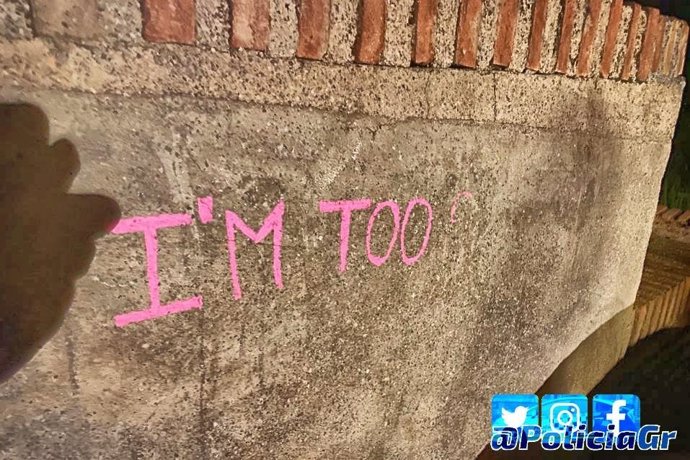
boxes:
[638,0,690,20]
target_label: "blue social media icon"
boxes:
[491,394,539,431]
[541,394,588,434]
[592,394,641,436]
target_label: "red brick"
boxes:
[600,0,623,78]
[621,3,642,81]
[659,285,675,329]
[651,16,667,73]
[526,0,549,71]
[230,0,270,51]
[662,208,684,222]
[640,298,659,339]
[629,304,647,346]
[660,20,680,77]
[637,8,662,81]
[678,210,690,226]
[142,0,195,44]
[575,0,603,76]
[297,0,331,60]
[354,0,387,64]
[675,23,689,77]
[493,0,519,67]
[454,0,482,68]
[556,0,577,74]
[414,0,438,65]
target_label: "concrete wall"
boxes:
[478,226,690,459]
[0,0,687,458]
[539,227,690,397]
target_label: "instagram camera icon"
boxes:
[541,395,588,435]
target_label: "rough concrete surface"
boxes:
[325,0,359,63]
[0,78,676,458]
[195,0,230,50]
[479,231,690,459]
[0,0,686,458]
[382,0,414,66]
[31,0,102,41]
[432,0,461,67]
[538,0,562,72]
[508,0,533,71]
[267,0,298,57]
[96,0,143,45]
[0,0,32,39]
[539,306,635,396]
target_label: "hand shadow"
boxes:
[0,104,120,383]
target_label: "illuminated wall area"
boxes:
[0,0,688,458]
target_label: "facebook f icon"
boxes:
[593,395,641,436]
[607,400,627,436]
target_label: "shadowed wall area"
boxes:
[587,325,690,458]
[479,325,690,459]
[0,104,120,381]
[0,0,688,458]
[477,227,690,459]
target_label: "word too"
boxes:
[110,195,445,328]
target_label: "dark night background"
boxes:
[649,0,690,210]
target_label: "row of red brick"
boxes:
[142,0,688,81]
[656,205,690,227]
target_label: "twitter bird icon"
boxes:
[502,406,529,428]
[492,395,539,431]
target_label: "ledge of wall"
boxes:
[2,0,688,83]
[1,0,686,138]
[0,37,684,143]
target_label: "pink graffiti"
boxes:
[365,200,400,267]
[226,201,285,300]
[197,195,214,223]
[450,191,474,224]
[400,198,433,266]
[319,199,372,272]
[111,193,443,327]
[111,214,203,327]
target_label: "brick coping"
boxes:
[137,0,689,84]
[656,204,690,228]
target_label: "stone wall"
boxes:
[0,0,687,458]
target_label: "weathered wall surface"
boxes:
[0,0,686,459]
